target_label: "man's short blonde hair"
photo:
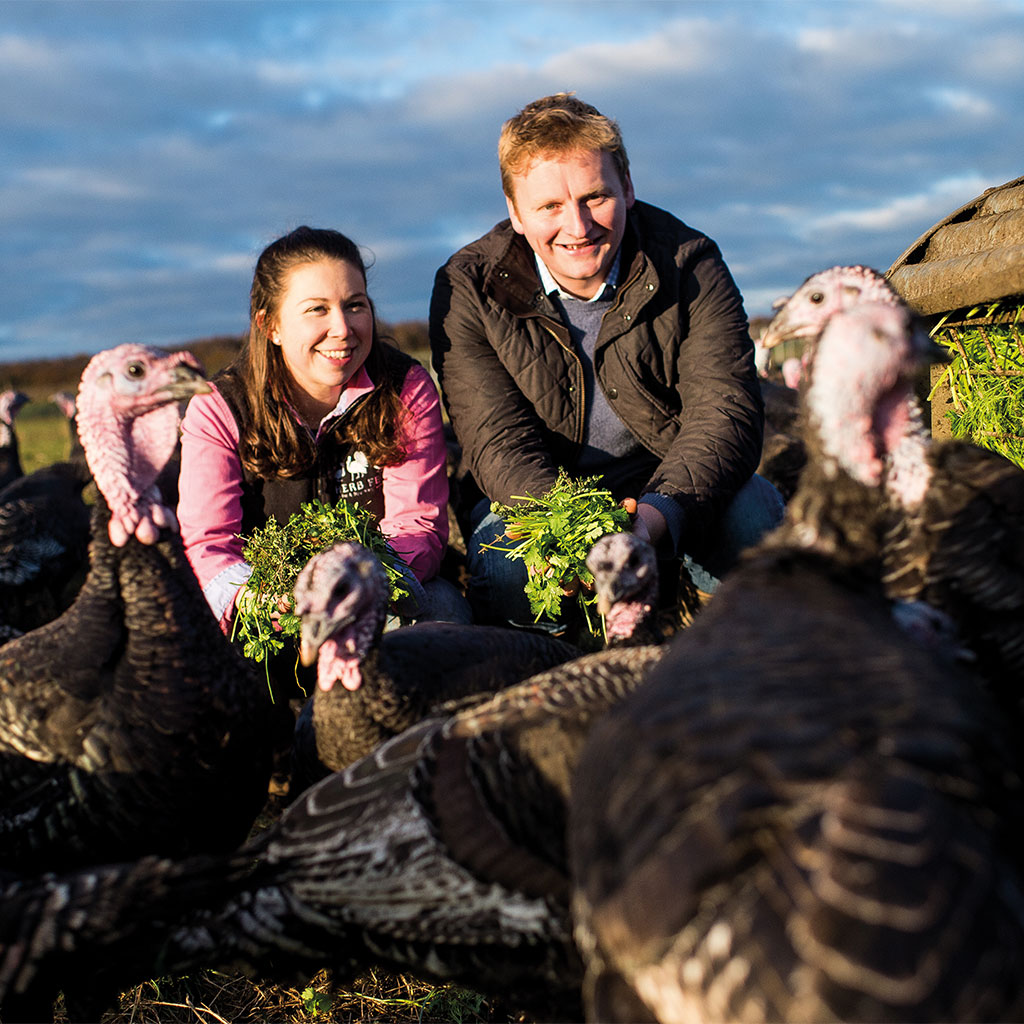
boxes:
[498,93,630,200]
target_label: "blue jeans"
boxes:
[386,575,474,632]
[466,473,785,629]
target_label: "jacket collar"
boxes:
[484,227,544,315]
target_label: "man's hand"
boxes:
[507,526,594,598]
[522,556,593,597]
[629,501,667,547]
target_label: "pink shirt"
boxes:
[178,361,450,626]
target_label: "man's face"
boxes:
[506,148,634,300]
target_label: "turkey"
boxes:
[0,534,666,1022]
[755,266,912,503]
[49,389,88,476]
[755,373,804,502]
[0,390,29,492]
[569,301,1024,1023]
[0,852,244,1023]
[0,455,92,635]
[586,530,662,647]
[762,264,1024,702]
[781,355,803,389]
[289,539,581,795]
[760,264,909,353]
[49,389,77,422]
[0,344,276,875]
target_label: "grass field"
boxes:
[14,401,76,474]
[10,411,552,1024]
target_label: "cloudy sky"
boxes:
[2,0,1022,362]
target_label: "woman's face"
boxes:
[269,258,374,412]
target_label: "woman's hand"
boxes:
[235,588,292,632]
[269,594,293,631]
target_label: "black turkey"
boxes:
[753,331,803,502]
[0,390,29,492]
[586,530,662,647]
[882,438,1024,703]
[0,456,92,635]
[49,389,76,422]
[289,539,581,795]
[0,534,667,1021]
[0,344,276,876]
[569,301,1024,1023]
[0,851,244,1023]
[763,264,1024,702]
[49,389,88,477]
[756,376,804,501]
[879,371,1024,705]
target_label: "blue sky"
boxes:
[2,0,1022,361]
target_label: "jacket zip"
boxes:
[539,320,586,445]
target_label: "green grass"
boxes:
[13,402,75,474]
[929,302,1024,469]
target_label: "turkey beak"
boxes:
[300,610,356,666]
[300,616,330,666]
[759,309,793,351]
[761,313,817,351]
[159,364,212,403]
[596,580,622,618]
[299,637,319,667]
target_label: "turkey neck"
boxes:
[0,421,20,489]
[65,501,236,710]
[759,448,891,585]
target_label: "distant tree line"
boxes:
[2,317,771,398]
[0,322,432,399]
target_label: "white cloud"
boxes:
[19,167,150,202]
[926,86,996,119]
[543,16,727,82]
[794,27,845,55]
[0,31,63,70]
[1,0,1023,354]
[804,174,994,237]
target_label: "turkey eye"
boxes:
[126,362,146,378]
[810,292,825,304]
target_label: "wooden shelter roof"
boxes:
[886,174,1024,317]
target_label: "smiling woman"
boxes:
[266,259,375,424]
[177,226,469,662]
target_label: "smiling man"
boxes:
[504,145,634,300]
[429,93,782,630]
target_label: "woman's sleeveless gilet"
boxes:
[213,350,413,535]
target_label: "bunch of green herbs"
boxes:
[485,470,631,635]
[233,499,411,674]
[929,301,1024,469]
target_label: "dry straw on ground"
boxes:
[78,967,528,1024]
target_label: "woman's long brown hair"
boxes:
[231,226,407,479]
